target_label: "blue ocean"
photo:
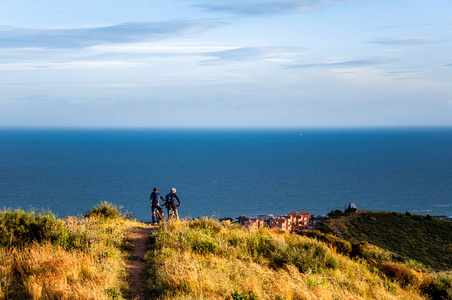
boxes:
[1,128,451,222]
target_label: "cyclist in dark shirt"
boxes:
[165,187,181,220]
[150,187,165,224]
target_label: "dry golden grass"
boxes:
[145,218,427,300]
[2,243,108,299]
[0,210,143,300]
[3,209,445,300]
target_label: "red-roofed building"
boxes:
[269,211,311,232]
[268,217,289,230]
[241,211,312,232]
[244,218,265,229]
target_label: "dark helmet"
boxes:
[153,187,158,192]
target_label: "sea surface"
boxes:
[1,128,451,222]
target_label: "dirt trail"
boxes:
[126,224,156,300]
[330,210,368,239]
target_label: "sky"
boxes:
[0,0,451,128]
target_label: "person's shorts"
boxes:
[152,204,163,213]
[167,201,177,211]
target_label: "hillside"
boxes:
[325,211,452,271]
[2,206,451,299]
[144,218,449,300]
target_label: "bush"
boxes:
[351,241,369,257]
[315,222,337,235]
[298,230,352,255]
[380,262,420,287]
[189,217,223,234]
[421,271,452,300]
[230,291,258,300]
[86,201,122,219]
[191,234,221,255]
[360,244,397,265]
[272,238,337,273]
[0,209,57,246]
[245,231,277,258]
[327,209,344,219]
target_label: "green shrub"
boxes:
[315,222,337,235]
[351,241,369,257]
[230,291,258,300]
[403,259,429,273]
[272,238,337,273]
[86,201,122,219]
[421,271,452,300]
[245,231,277,258]
[191,235,221,255]
[189,217,223,234]
[360,244,395,265]
[298,230,352,255]
[0,209,57,246]
[327,210,344,219]
[104,288,122,299]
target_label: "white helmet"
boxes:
[171,187,176,192]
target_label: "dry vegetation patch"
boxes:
[144,218,427,300]
[0,203,141,300]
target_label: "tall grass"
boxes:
[420,271,452,300]
[144,218,426,299]
[0,208,57,246]
[0,243,123,299]
[0,203,141,300]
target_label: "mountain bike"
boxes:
[155,206,165,224]
[166,203,180,221]
[152,204,165,224]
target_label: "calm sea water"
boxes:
[0,128,451,221]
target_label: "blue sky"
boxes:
[0,0,451,128]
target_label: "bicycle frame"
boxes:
[156,207,164,223]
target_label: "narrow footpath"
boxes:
[126,223,156,300]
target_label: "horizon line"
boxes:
[1,125,452,131]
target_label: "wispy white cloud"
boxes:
[0,61,143,71]
[366,37,446,46]
[377,23,452,30]
[379,70,421,77]
[201,47,304,64]
[196,0,359,15]
[88,45,235,53]
[286,58,397,69]
[386,70,419,74]
[0,21,221,49]
[74,46,304,65]
[81,45,238,61]
[0,44,303,70]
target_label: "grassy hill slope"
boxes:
[332,212,452,271]
[144,218,433,300]
[2,206,451,299]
